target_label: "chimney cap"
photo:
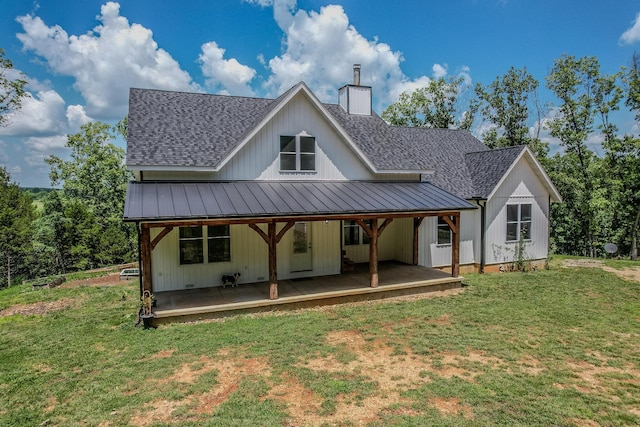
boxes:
[353,64,361,86]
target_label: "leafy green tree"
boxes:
[475,67,548,156]
[0,48,27,127]
[0,168,35,287]
[382,76,478,130]
[44,121,135,270]
[545,55,622,257]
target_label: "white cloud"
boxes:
[66,105,92,132]
[257,1,434,110]
[620,12,640,45]
[24,135,67,153]
[16,1,199,119]
[198,42,256,96]
[432,63,448,78]
[0,90,67,136]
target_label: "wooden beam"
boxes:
[355,219,373,238]
[248,222,280,300]
[440,215,459,234]
[413,216,425,265]
[267,222,278,299]
[451,213,460,277]
[138,210,469,229]
[275,221,295,243]
[248,223,269,243]
[150,226,173,251]
[369,218,379,287]
[140,224,152,294]
[378,218,393,236]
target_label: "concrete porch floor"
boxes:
[152,262,462,323]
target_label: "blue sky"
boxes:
[2,0,640,187]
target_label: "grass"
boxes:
[0,259,639,426]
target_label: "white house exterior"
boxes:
[123,73,560,305]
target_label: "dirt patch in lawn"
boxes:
[563,259,640,282]
[61,273,129,288]
[0,297,77,317]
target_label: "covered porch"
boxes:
[153,261,462,323]
[124,181,476,324]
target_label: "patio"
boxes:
[152,262,463,324]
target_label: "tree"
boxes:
[607,51,640,260]
[545,55,622,257]
[44,121,135,270]
[0,48,28,127]
[475,67,547,156]
[382,76,478,130]
[0,168,35,287]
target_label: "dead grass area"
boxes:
[128,330,548,425]
[563,259,640,282]
[124,325,600,426]
[0,297,77,317]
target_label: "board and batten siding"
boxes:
[141,92,418,183]
[484,155,550,265]
[150,221,341,292]
[418,210,479,268]
[341,219,413,264]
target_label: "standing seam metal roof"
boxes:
[123,181,476,222]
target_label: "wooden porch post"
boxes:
[140,224,152,293]
[249,221,295,300]
[267,222,278,299]
[369,218,379,287]
[441,213,461,277]
[413,217,425,265]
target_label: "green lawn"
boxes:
[1,260,639,426]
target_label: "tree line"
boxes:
[383,54,640,261]
[1,50,639,287]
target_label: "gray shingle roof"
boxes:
[123,181,476,222]
[127,88,274,167]
[127,84,526,200]
[465,146,526,198]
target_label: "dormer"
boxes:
[338,64,372,116]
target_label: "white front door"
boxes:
[291,222,312,272]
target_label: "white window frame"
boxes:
[280,133,316,172]
[506,203,532,242]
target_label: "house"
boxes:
[123,66,560,321]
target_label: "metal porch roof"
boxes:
[123,181,476,222]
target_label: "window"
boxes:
[179,225,231,265]
[343,220,360,245]
[179,226,203,265]
[437,216,452,245]
[343,220,372,245]
[506,203,532,242]
[208,225,230,263]
[280,134,316,171]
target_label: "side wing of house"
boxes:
[483,150,560,270]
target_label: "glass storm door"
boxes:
[291,222,312,272]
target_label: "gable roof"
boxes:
[127,83,560,202]
[465,145,525,198]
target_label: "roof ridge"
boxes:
[130,87,276,102]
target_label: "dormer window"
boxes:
[280,133,316,172]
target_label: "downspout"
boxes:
[138,172,144,297]
[474,199,486,274]
[137,222,143,297]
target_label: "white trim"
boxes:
[486,146,562,203]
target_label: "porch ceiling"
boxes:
[124,181,476,222]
